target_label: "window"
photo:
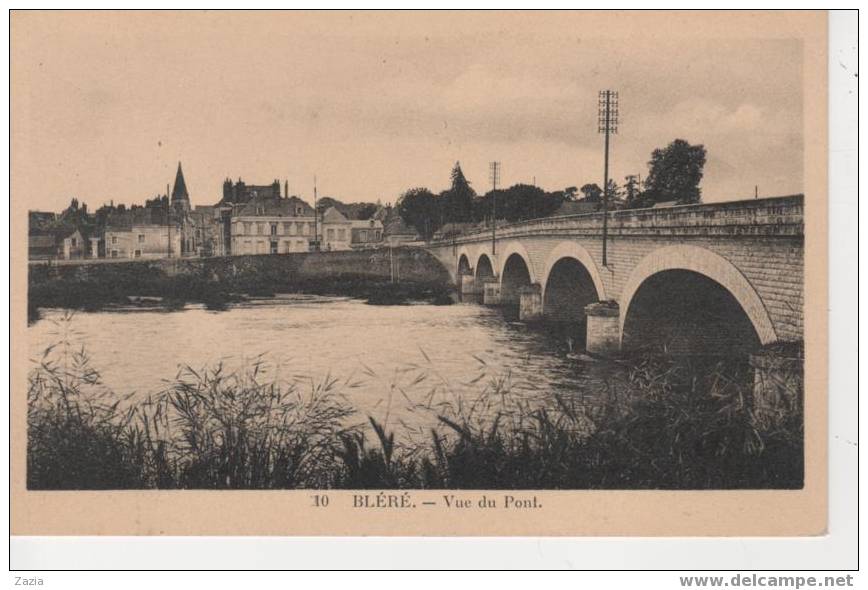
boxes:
[111,236,118,245]
[270,224,277,236]
[244,222,252,234]
[134,249,142,258]
[338,229,346,241]
[301,224,308,236]
[375,230,381,240]
[70,237,77,247]
[283,222,292,235]
[256,223,264,235]
[327,228,335,240]
[360,230,368,242]
[138,234,145,243]
[110,250,118,258]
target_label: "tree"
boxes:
[643,139,707,205]
[563,186,579,201]
[354,203,379,220]
[605,179,624,209]
[474,184,565,223]
[396,187,439,240]
[441,161,475,223]
[623,174,643,209]
[580,183,603,203]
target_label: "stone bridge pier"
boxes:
[427,196,805,419]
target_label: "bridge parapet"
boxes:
[431,195,803,246]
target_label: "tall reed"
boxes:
[27,327,803,490]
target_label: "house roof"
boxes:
[236,195,314,217]
[384,215,418,237]
[351,218,384,229]
[104,207,169,231]
[321,206,350,224]
[555,200,600,216]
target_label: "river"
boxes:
[28,296,630,440]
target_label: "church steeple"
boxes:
[171,161,189,203]
[170,161,190,213]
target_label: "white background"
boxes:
[2,3,860,580]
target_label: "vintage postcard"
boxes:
[11,10,828,536]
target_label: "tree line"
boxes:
[397,139,707,240]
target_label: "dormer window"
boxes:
[257,206,265,215]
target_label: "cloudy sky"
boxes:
[13,11,804,211]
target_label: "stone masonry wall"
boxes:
[29,247,451,291]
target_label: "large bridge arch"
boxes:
[540,241,607,303]
[619,245,778,353]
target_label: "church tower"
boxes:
[171,162,191,212]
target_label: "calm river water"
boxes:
[28,296,628,438]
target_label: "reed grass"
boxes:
[27,330,803,490]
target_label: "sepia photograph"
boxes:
[10,9,833,539]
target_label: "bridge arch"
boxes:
[541,241,607,303]
[620,245,778,353]
[500,252,534,306]
[496,241,536,283]
[541,243,605,332]
[457,251,472,276]
[475,253,495,281]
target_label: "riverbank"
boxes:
[28,248,454,318]
[27,336,803,491]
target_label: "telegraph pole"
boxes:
[489,161,500,256]
[598,90,619,267]
[313,175,319,251]
[166,183,172,258]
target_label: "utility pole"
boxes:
[598,90,619,267]
[489,161,500,256]
[755,185,759,199]
[166,183,172,258]
[313,175,319,251]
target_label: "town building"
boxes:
[103,162,199,259]
[350,218,385,249]
[383,214,420,246]
[28,218,92,261]
[230,191,318,255]
[61,228,88,260]
[213,178,288,256]
[320,206,352,251]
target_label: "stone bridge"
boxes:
[425,195,804,357]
